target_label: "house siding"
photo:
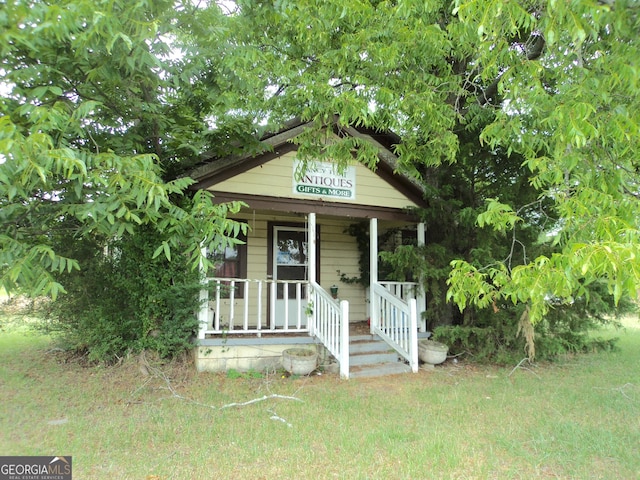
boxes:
[316,216,367,321]
[209,212,368,327]
[207,151,418,210]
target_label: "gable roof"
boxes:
[189,115,427,209]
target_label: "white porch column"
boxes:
[417,222,427,332]
[417,222,425,246]
[197,244,209,340]
[308,213,316,284]
[339,299,350,379]
[308,213,317,335]
[369,217,378,334]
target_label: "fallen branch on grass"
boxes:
[220,394,303,409]
[593,383,637,401]
[508,357,539,378]
[44,347,66,354]
[448,351,470,359]
[267,409,293,428]
[132,354,303,424]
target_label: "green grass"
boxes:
[1,316,639,479]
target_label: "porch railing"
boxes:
[379,281,427,332]
[197,278,417,377]
[310,281,349,379]
[371,282,419,373]
[379,281,418,301]
[199,277,310,336]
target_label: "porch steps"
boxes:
[348,334,411,378]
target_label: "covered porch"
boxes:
[195,214,428,379]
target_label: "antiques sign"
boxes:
[292,160,356,200]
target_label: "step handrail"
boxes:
[310,281,349,379]
[371,282,419,373]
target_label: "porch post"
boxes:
[417,222,425,246]
[409,298,419,372]
[308,212,317,335]
[339,299,350,379]
[417,222,427,332]
[308,213,316,282]
[197,244,209,340]
[369,217,378,334]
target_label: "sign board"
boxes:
[292,159,356,200]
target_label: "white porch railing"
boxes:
[379,281,426,332]
[197,277,351,378]
[199,277,310,335]
[379,281,418,301]
[197,277,419,377]
[371,282,419,373]
[310,281,349,379]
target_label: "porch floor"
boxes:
[349,320,371,336]
[201,320,424,342]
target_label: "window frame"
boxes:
[207,228,248,298]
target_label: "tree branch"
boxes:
[460,33,547,109]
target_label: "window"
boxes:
[207,230,247,298]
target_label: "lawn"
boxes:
[1,313,639,479]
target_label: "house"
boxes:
[189,116,429,378]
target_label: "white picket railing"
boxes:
[200,277,310,335]
[310,281,349,379]
[198,277,351,378]
[371,282,419,372]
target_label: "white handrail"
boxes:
[378,281,427,332]
[372,283,419,372]
[378,281,418,300]
[310,281,349,379]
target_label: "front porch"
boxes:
[195,214,429,379]
[194,319,430,378]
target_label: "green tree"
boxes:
[0,0,246,358]
[218,0,640,356]
[445,0,640,335]
[0,0,244,299]
[3,0,639,360]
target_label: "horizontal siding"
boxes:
[220,212,370,323]
[210,152,417,210]
[317,217,368,321]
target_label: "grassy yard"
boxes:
[1,313,639,479]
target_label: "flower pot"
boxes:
[282,348,318,375]
[418,339,449,365]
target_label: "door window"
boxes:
[274,228,308,298]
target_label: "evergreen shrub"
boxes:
[45,225,201,362]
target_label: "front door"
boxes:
[273,226,308,327]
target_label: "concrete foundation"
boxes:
[194,337,328,373]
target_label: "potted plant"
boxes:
[418,339,449,365]
[282,348,318,375]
